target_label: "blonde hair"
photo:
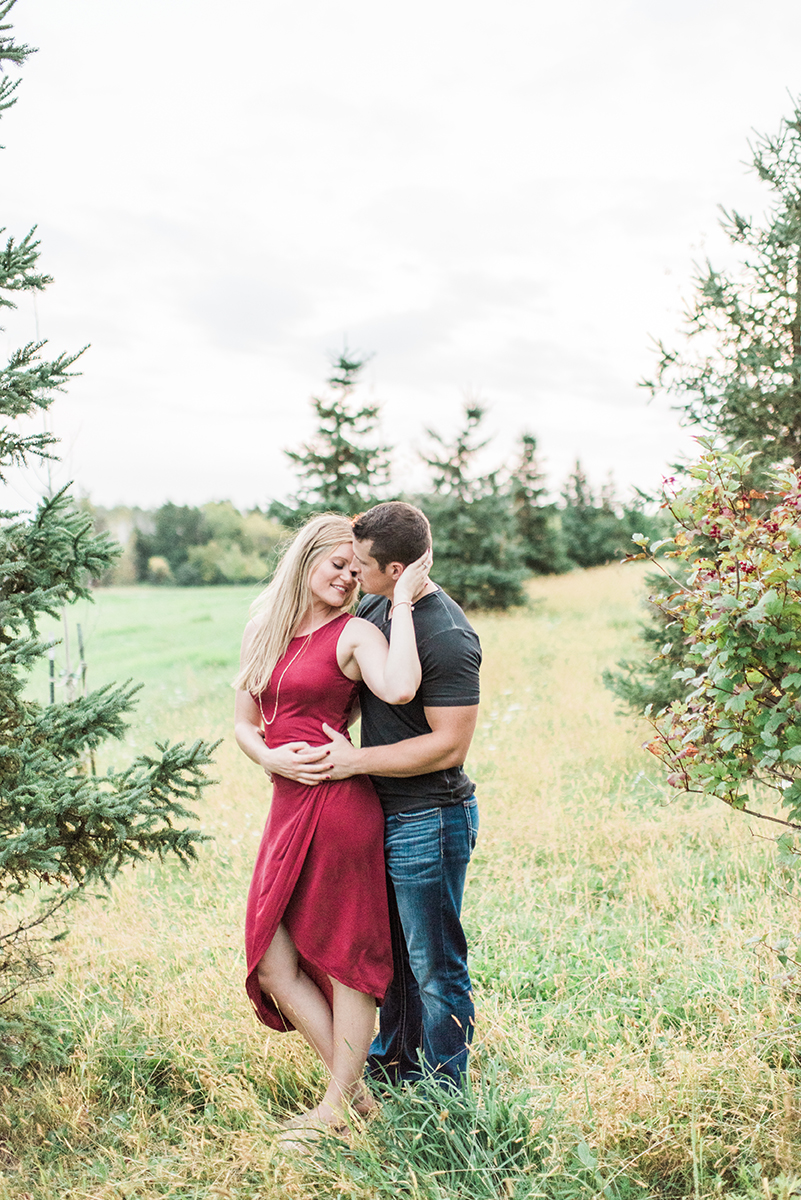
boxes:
[234,513,356,695]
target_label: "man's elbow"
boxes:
[437,741,471,770]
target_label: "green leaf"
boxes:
[725,689,752,713]
[577,1141,598,1169]
[777,834,798,864]
[763,588,785,616]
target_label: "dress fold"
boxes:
[244,613,393,1031]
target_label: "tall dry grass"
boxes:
[2,565,801,1198]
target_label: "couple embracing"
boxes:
[234,501,481,1132]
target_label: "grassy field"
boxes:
[3,564,801,1199]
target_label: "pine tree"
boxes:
[418,404,527,610]
[506,433,569,574]
[560,463,659,569]
[646,98,801,476]
[608,100,801,720]
[560,463,620,567]
[272,350,391,523]
[601,563,691,717]
[0,3,216,1004]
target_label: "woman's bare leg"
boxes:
[256,923,335,1071]
[318,979,377,1118]
[257,925,377,1125]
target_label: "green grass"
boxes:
[4,564,801,1198]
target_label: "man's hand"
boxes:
[319,723,363,780]
[267,741,330,786]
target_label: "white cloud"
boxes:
[1,0,800,509]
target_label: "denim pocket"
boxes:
[386,807,442,877]
[395,807,439,823]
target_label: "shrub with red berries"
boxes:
[631,442,801,834]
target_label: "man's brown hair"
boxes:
[352,502,431,569]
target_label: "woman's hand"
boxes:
[337,549,429,704]
[392,547,432,608]
[266,741,330,786]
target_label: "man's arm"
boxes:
[320,704,479,780]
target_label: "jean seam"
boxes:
[393,881,409,1071]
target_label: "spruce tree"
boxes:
[0,3,215,1004]
[646,98,801,476]
[559,463,620,567]
[272,350,391,523]
[608,99,801,720]
[418,404,527,610]
[560,463,663,569]
[506,433,569,574]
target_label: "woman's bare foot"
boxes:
[352,1081,379,1117]
[280,1102,347,1133]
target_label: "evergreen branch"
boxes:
[0,228,52,309]
[0,343,86,423]
[0,888,75,949]
[0,739,219,893]
[0,1,34,125]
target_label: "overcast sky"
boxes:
[2,0,801,512]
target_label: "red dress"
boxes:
[245,612,393,1031]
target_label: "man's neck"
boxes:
[381,579,438,606]
[414,579,439,602]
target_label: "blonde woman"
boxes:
[234,513,429,1133]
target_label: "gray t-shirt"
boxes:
[357,587,481,815]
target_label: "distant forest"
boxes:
[86,362,663,610]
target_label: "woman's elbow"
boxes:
[234,719,260,750]
[384,687,416,706]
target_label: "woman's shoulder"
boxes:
[241,617,261,647]
[336,612,381,644]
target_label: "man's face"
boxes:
[351,536,397,598]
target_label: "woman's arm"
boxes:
[234,687,329,784]
[233,622,330,786]
[338,551,430,704]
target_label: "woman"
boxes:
[234,513,429,1133]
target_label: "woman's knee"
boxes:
[256,924,297,993]
[256,958,277,994]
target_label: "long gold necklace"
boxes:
[258,632,312,727]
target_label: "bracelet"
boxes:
[391,600,413,615]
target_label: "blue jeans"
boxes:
[367,797,479,1089]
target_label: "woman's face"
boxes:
[308,542,358,608]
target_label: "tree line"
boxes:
[88,357,662,611]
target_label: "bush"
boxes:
[635,443,801,836]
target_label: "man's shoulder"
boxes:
[416,587,479,640]
[357,593,388,624]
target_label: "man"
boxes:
[319,500,481,1089]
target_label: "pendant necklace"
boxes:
[258,632,312,727]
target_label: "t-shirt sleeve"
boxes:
[418,627,481,707]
